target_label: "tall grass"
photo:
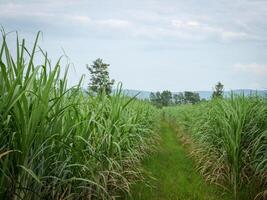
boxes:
[0,31,159,199]
[164,96,267,200]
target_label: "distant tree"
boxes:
[184,91,200,104]
[173,92,185,104]
[212,82,224,99]
[150,92,162,108]
[150,92,157,105]
[193,92,201,104]
[155,91,161,101]
[150,90,173,107]
[87,58,114,95]
[150,92,156,102]
[173,94,179,104]
[201,98,207,102]
[161,90,172,106]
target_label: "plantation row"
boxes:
[0,33,159,199]
[1,31,266,200]
[164,96,267,200]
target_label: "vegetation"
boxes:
[1,29,265,200]
[0,32,159,199]
[173,92,185,104]
[212,82,224,99]
[150,90,200,107]
[183,91,200,104]
[164,96,267,200]
[87,58,115,95]
[128,121,230,200]
[150,90,172,107]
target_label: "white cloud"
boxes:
[95,19,132,28]
[171,19,250,41]
[172,20,200,28]
[63,15,131,29]
[0,3,54,18]
[1,0,267,91]
[221,31,248,40]
[1,0,267,45]
[233,63,267,75]
[67,15,91,24]
[0,2,131,30]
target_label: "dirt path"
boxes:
[128,121,230,200]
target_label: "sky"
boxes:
[1,0,267,92]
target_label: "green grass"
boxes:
[128,121,230,200]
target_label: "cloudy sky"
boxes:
[1,0,267,91]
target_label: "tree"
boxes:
[161,90,172,106]
[212,82,224,99]
[184,91,200,104]
[87,58,114,95]
[150,92,162,108]
[173,92,185,104]
[150,90,173,107]
[201,98,207,102]
[150,92,156,102]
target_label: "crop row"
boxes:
[0,32,159,199]
[164,96,267,200]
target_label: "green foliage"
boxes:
[161,90,172,106]
[150,90,172,107]
[150,90,201,107]
[87,58,115,95]
[173,92,201,105]
[184,91,200,104]
[173,92,185,104]
[212,82,224,99]
[150,91,162,108]
[164,96,267,200]
[0,31,159,199]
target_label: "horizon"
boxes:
[122,88,267,93]
[1,0,267,91]
[121,88,267,100]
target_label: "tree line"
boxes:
[85,58,224,108]
[150,82,224,108]
[150,91,201,107]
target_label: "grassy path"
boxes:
[128,121,230,200]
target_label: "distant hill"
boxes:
[122,89,267,100]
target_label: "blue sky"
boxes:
[1,0,267,91]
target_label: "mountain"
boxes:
[122,89,267,100]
